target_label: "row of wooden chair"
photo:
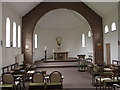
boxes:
[90,63,120,90]
[29,71,63,90]
[1,62,33,89]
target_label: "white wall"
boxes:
[103,7,118,63]
[0,1,2,75]
[33,24,93,62]
[2,3,22,67]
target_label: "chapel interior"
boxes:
[0,1,120,90]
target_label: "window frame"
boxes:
[82,33,85,47]
[35,34,38,49]
[111,22,117,32]
[6,17,11,48]
[104,25,109,34]
[13,22,17,47]
[18,25,21,48]
[88,31,91,37]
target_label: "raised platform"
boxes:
[35,59,78,68]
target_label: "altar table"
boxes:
[53,51,69,60]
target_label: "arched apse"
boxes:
[33,9,93,62]
[22,2,103,64]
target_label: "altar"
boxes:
[53,51,69,60]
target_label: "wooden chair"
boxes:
[96,71,113,90]
[113,84,120,90]
[29,72,45,90]
[2,73,21,90]
[94,65,117,90]
[102,65,120,90]
[46,71,63,89]
[91,65,101,85]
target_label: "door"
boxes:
[106,43,111,65]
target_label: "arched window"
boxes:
[6,17,10,47]
[82,34,85,47]
[111,22,116,31]
[13,22,16,47]
[35,34,38,49]
[18,25,21,48]
[88,31,91,37]
[105,25,109,34]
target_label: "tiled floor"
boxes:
[22,60,95,90]
[22,67,95,90]
[36,67,94,89]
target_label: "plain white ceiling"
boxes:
[8,2,39,16]
[8,2,118,17]
[84,2,118,17]
[6,2,118,29]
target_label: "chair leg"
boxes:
[113,85,115,90]
[100,85,101,90]
[103,85,105,90]
[96,81,98,90]
[19,83,21,90]
[105,86,106,90]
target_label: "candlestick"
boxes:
[53,50,54,60]
[44,49,47,62]
[53,50,54,52]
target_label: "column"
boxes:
[118,2,120,60]
[0,1,2,76]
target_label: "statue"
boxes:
[56,36,62,50]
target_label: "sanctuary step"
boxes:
[35,60,78,68]
[45,59,78,62]
[37,65,77,68]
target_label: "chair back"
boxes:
[32,72,44,83]
[2,73,14,84]
[49,71,62,83]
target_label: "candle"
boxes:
[45,46,47,50]
[53,50,54,52]
[53,50,54,60]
